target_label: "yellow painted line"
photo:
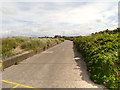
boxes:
[10,84,20,90]
[1,80,41,90]
[2,80,19,85]
[0,63,2,67]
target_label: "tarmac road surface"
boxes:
[2,40,105,89]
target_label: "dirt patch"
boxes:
[13,44,23,53]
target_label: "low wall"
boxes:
[2,41,63,69]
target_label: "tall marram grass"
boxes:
[1,36,64,60]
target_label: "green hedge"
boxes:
[73,29,120,89]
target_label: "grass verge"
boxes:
[1,36,64,60]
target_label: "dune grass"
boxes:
[1,36,64,60]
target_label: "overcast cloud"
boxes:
[0,1,118,37]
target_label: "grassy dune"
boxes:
[1,36,64,60]
[73,29,119,89]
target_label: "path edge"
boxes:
[2,41,64,70]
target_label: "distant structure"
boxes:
[54,35,61,38]
[54,35,83,38]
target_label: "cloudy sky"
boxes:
[0,0,118,38]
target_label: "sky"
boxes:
[0,0,118,38]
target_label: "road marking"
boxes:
[10,84,20,90]
[1,80,41,90]
[0,63,2,67]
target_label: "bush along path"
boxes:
[73,29,120,89]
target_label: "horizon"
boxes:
[1,28,118,39]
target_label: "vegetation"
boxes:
[1,36,64,60]
[73,29,119,89]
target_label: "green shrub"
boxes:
[73,29,119,89]
[15,62,19,65]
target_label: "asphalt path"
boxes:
[2,40,105,89]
